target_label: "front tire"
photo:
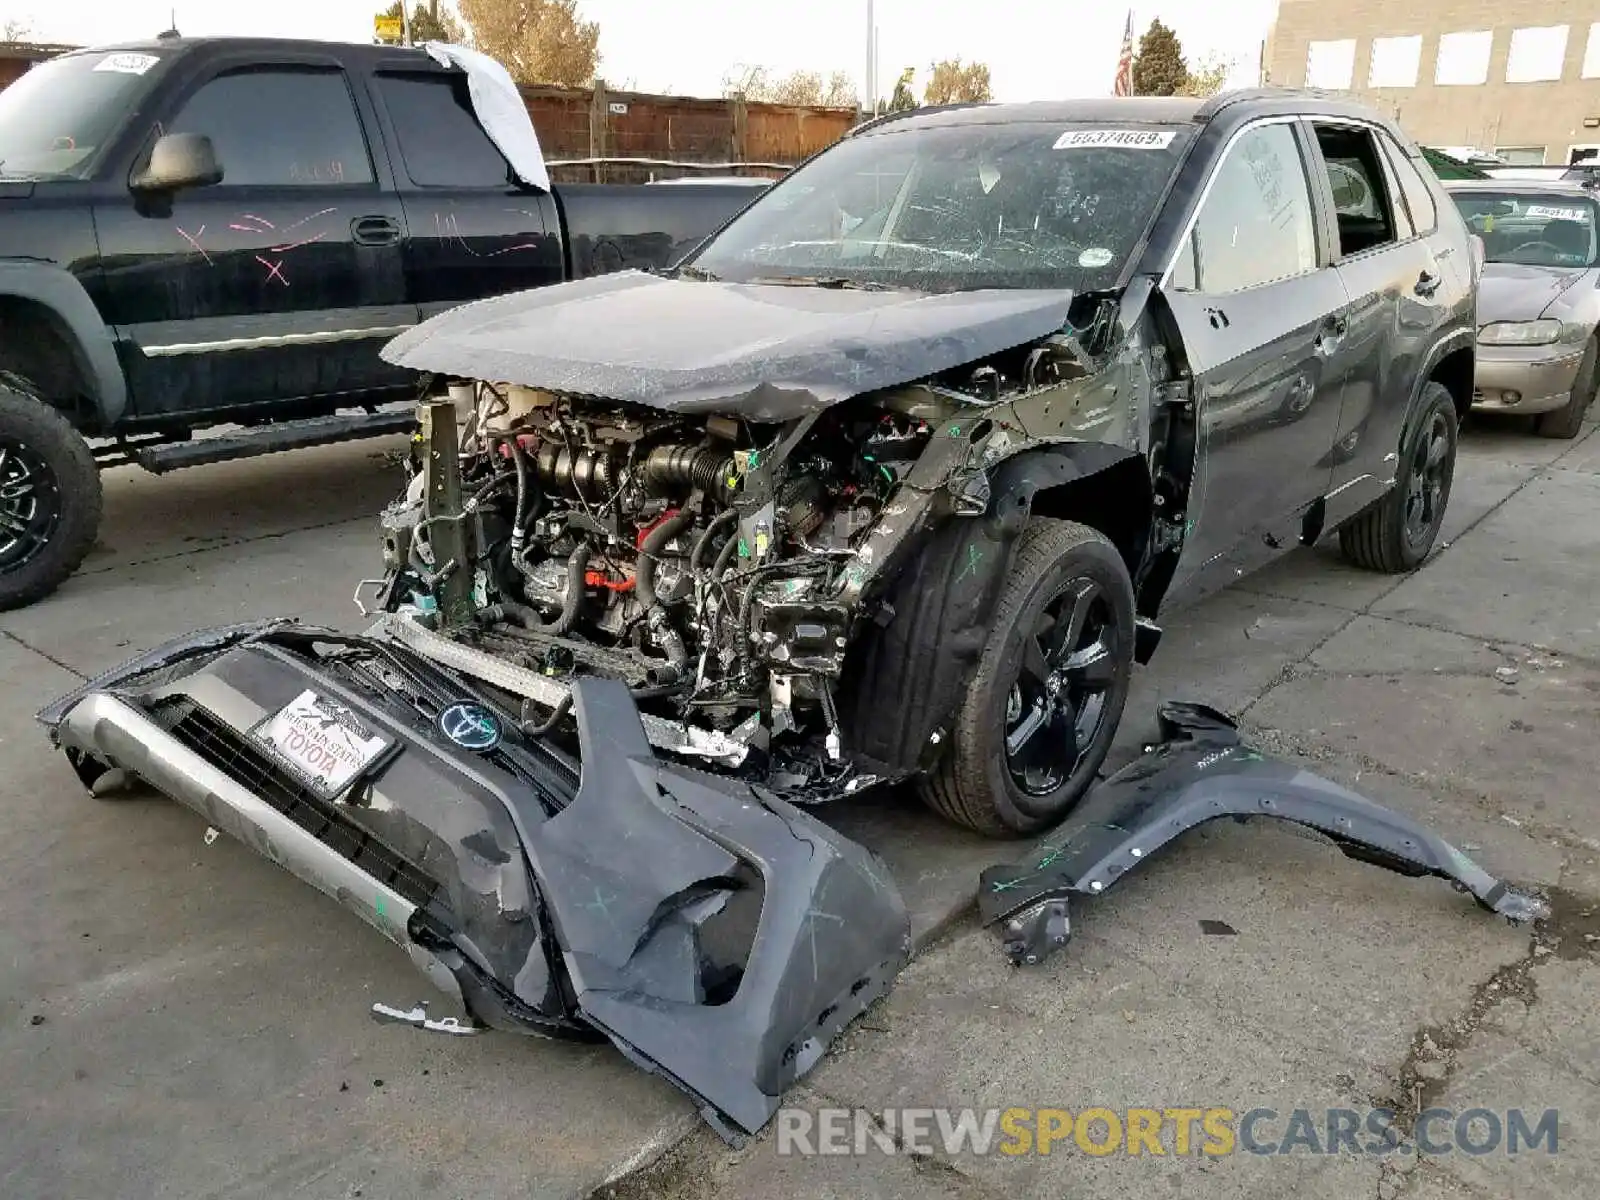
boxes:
[0,384,102,611]
[1535,336,1597,440]
[1338,380,1457,574]
[919,518,1134,838]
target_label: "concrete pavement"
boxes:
[0,415,1595,1199]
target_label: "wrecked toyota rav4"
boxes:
[38,92,1480,1137]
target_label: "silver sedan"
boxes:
[1445,180,1600,438]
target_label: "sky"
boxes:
[0,0,1278,102]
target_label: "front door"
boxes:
[93,58,415,424]
[1160,120,1351,599]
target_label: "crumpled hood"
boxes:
[381,270,1076,421]
[1478,262,1589,324]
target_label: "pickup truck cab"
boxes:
[0,38,763,609]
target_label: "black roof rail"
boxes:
[844,101,991,138]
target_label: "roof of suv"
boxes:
[850,87,1403,139]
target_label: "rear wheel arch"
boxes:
[1424,341,1474,423]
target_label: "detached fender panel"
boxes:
[0,261,128,427]
[979,700,1547,966]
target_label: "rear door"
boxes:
[94,54,415,421]
[363,66,563,320]
[1158,118,1351,598]
[1304,120,1450,515]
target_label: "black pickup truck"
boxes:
[0,37,766,609]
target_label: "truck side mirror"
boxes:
[132,133,223,193]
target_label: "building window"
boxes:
[1505,25,1569,83]
[1435,30,1493,85]
[1305,39,1356,89]
[1494,146,1547,165]
[1583,23,1600,78]
[1369,35,1422,88]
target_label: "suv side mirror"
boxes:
[132,133,223,193]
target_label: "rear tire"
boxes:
[1338,381,1457,574]
[919,518,1134,838]
[0,383,102,611]
[1534,336,1597,440]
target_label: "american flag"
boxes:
[1113,11,1135,96]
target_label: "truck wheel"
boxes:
[0,384,102,611]
[1337,381,1456,574]
[1535,336,1597,440]
[920,518,1134,838]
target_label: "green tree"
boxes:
[457,0,600,87]
[1131,18,1188,97]
[376,2,467,44]
[885,67,917,113]
[923,57,992,105]
[1177,53,1232,98]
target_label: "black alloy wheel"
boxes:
[1003,575,1122,796]
[0,436,61,573]
[1402,404,1452,556]
[0,385,102,611]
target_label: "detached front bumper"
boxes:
[1473,345,1586,414]
[38,619,910,1141]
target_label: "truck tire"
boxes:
[1337,381,1457,574]
[919,518,1134,838]
[1535,336,1597,440]
[0,383,102,611]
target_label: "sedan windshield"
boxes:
[1451,191,1600,268]
[685,121,1192,292]
[0,49,168,179]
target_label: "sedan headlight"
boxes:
[1478,319,1563,346]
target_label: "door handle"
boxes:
[1315,315,1347,356]
[352,215,401,246]
[1414,269,1440,297]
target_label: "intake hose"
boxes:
[635,509,696,611]
[644,445,738,503]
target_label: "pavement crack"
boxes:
[0,629,88,680]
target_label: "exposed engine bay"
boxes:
[366,307,1148,797]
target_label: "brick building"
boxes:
[1263,0,1600,165]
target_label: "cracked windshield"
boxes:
[688,122,1191,291]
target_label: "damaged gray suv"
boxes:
[39,90,1479,1140]
[370,89,1479,834]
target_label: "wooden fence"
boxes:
[522,81,860,183]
